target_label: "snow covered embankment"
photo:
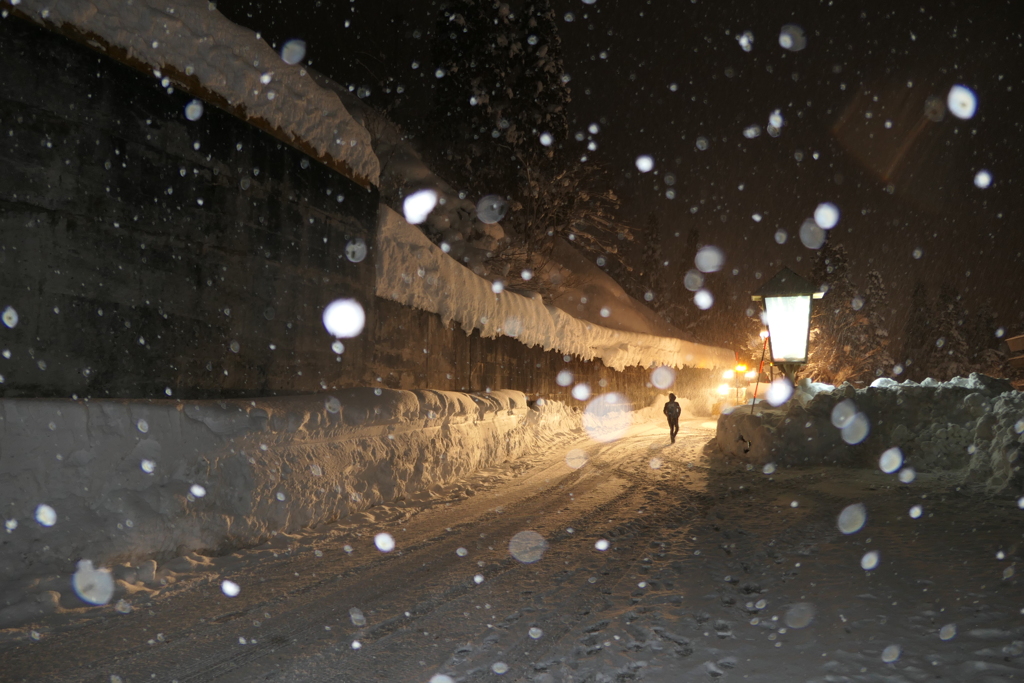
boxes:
[0,390,580,587]
[716,374,1024,494]
[376,206,735,371]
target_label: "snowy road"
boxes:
[3,416,1023,682]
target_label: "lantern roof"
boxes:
[751,267,824,301]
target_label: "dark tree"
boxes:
[427,0,629,258]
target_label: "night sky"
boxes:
[217,0,1024,341]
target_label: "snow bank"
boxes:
[716,373,1024,494]
[376,206,735,371]
[0,389,582,585]
[9,0,378,186]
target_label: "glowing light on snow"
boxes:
[695,245,725,273]
[861,550,880,570]
[766,378,793,407]
[736,31,754,52]
[325,397,341,413]
[584,393,632,443]
[784,602,816,629]
[939,623,957,641]
[456,547,468,557]
[349,607,367,626]
[509,530,547,563]
[571,383,591,401]
[595,539,610,551]
[521,269,533,281]
[402,189,438,224]
[374,533,396,553]
[529,627,543,639]
[2,306,18,328]
[280,39,307,65]
[799,219,826,249]
[140,459,156,474]
[4,520,16,532]
[841,413,870,445]
[695,136,709,151]
[974,170,992,188]
[651,366,675,389]
[790,500,799,508]
[898,467,916,484]
[539,132,553,146]
[946,85,977,120]
[35,504,56,527]
[879,447,903,474]
[774,229,788,244]
[912,247,923,259]
[881,644,901,663]
[769,110,784,129]
[476,195,508,224]
[909,505,922,518]
[763,463,777,475]
[322,299,365,338]
[474,574,484,584]
[649,457,662,470]
[1018,496,1024,509]
[491,662,509,674]
[837,503,867,535]
[694,289,714,310]
[491,281,504,294]
[565,449,588,470]
[778,24,807,51]
[183,99,204,121]
[351,640,362,649]
[556,370,574,387]
[743,125,761,139]
[813,202,840,229]
[190,484,207,498]
[752,213,763,222]
[72,560,115,605]
[635,155,654,173]
[430,676,456,683]
[221,580,240,597]
[136,419,149,433]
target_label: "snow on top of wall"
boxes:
[376,206,736,371]
[10,0,379,186]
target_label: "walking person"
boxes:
[663,393,681,443]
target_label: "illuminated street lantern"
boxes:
[751,267,824,381]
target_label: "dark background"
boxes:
[217,0,1024,344]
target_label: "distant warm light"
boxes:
[745,371,757,380]
[735,364,747,373]
[717,383,731,396]
[722,369,735,380]
[760,330,770,339]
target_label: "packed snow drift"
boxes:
[0,389,587,589]
[716,373,1024,494]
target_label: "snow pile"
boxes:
[10,0,378,185]
[0,389,585,586]
[376,206,735,371]
[716,373,1023,494]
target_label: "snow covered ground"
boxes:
[2,405,1022,682]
